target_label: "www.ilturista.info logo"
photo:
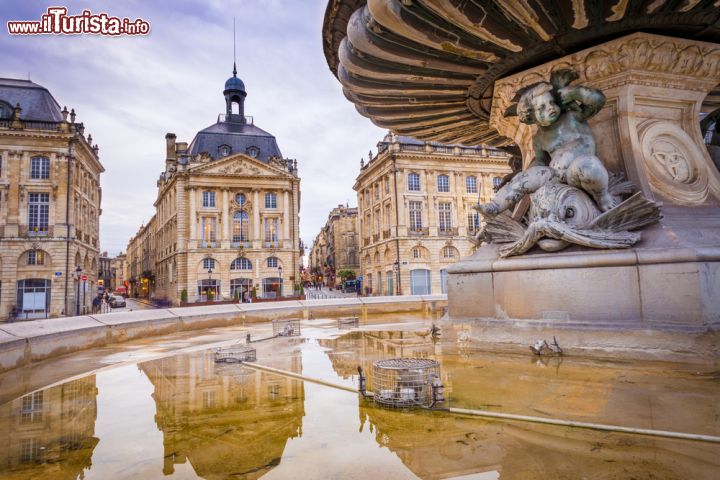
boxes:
[7,7,150,36]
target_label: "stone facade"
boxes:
[98,252,114,292]
[126,70,301,305]
[0,79,104,321]
[308,204,359,286]
[126,218,155,299]
[354,133,511,295]
[112,253,126,294]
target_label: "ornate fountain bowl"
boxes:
[323,0,720,146]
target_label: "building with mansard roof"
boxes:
[354,133,511,296]
[126,66,301,305]
[0,78,104,320]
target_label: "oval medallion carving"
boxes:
[640,122,710,205]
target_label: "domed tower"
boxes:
[224,62,246,123]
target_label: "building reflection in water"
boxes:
[139,348,305,478]
[319,330,452,401]
[321,330,720,480]
[0,375,99,479]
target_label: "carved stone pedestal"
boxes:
[447,33,720,357]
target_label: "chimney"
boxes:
[165,133,177,172]
[165,133,177,160]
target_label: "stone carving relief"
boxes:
[490,33,720,137]
[639,121,720,205]
[218,163,261,176]
[478,69,662,257]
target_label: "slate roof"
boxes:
[0,78,63,121]
[187,119,283,162]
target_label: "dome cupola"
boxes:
[223,62,247,123]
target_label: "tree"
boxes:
[338,270,356,281]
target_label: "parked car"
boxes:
[109,295,126,308]
[114,286,128,298]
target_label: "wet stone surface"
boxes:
[0,313,717,479]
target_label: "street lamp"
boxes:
[207,268,213,301]
[75,266,82,315]
[393,261,400,296]
[278,265,283,296]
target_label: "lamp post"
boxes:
[207,268,213,301]
[75,266,82,315]
[278,265,283,297]
[393,261,400,296]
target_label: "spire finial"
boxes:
[233,17,237,77]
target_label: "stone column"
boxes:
[455,172,466,236]
[188,187,196,242]
[394,168,406,236]
[253,189,261,248]
[222,189,229,246]
[283,189,290,247]
[425,170,436,235]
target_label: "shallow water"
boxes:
[0,317,718,479]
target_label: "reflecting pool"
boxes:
[0,316,717,479]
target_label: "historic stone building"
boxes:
[308,204,359,286]
[98,251,114,293]
[113,252,126,294]
[354,133,511,295]
[126,217,155,299]
[0,78,104,320]
[126,66,301,304]
[307,228,327,278]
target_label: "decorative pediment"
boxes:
[188,154,291,178]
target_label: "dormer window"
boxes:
[219,145,232,157]
[246,146,259,158]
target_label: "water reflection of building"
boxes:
[0,376,98,479]
[140,351,305,479]
[319,330,451,397]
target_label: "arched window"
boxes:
[407,172,420,191]
[437,174,449,192]
[230,257,252,270]
[442,246,457,259]
[27,249,45,265]
[412,247,422,259]
[267,257,279,268]
[203,258,215,270]
[232,211,249,243]
[265,192,277,209]
[466,175,478,194]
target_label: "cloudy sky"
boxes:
[1,0,386,256]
